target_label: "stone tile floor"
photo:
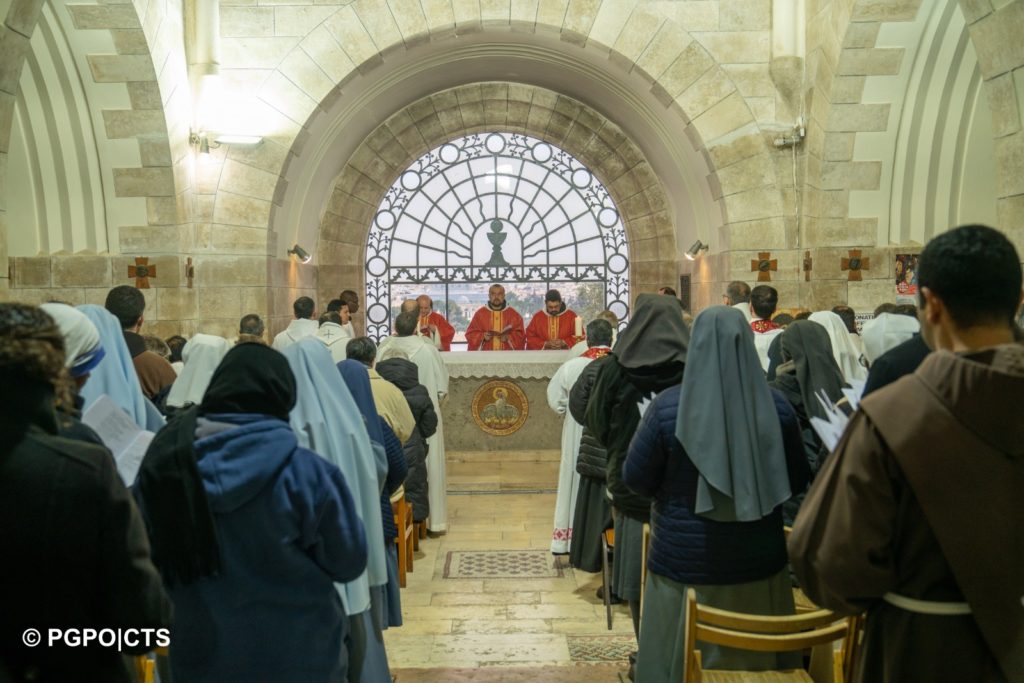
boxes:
[385,489,635,680]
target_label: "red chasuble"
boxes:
[525,309,579,350]
[465,306,526,351]
[418,311,455,351]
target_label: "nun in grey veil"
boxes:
[625,306,808,683]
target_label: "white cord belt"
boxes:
[883,592,971,615]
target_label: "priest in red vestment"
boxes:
[525,289,580,350]
[416,295,455,351]
[465,284,526,351]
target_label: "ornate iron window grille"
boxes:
[364,132,630,341]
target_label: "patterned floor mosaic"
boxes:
[565,635,636,663]
[442,550,565,579]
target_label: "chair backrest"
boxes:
[683,588,851,683]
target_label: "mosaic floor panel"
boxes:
[566,635,636,663]
[443,550,565,579]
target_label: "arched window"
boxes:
[364,132,630,345]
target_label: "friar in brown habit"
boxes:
[789,224,1024,683]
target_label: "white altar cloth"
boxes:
[441,350,575,380]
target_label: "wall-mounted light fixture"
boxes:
[189,131,218,156]
[685,240,709,261]
[190,131,263,156]
[287,244,312,264]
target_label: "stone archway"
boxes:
[245,1,784,327]
[314,83,676,331]
[0,0,193,337]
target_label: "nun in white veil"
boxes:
[808,310,868,382]
[282,338,391,683]
[77,305,165,432]
[165,334,231,410]
[860,312,920,365]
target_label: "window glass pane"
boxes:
[365,132,630,344]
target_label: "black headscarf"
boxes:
[586,294,692,518]
[135,343,297,586]
[201,343,296,419]
[613,293,690,394]
[771,320,847,422]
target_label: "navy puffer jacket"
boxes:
[568,358,608,480]
[623,385,810,586]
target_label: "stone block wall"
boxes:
[3,0,1022,336]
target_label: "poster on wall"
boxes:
[895,253,920,303]
[854,313,874,334]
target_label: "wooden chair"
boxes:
[640,522,651,620]
[133,654,153,683]
[390,487,415,587]
[683,588,852,683]
[132,646,168,683]
[413,519,427,551]
[601,527,615,629]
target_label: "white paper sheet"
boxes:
[81,394,155,486]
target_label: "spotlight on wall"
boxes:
[189,131,219,156]
[287,244,312,264]
[685,240,709,261]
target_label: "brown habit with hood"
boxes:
[789,344,1024,683]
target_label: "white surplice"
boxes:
[546,354,597,553]
[376,334,450,532]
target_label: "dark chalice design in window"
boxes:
[484,219,510,267]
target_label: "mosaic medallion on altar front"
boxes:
[472,380,529,436]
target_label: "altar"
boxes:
[441,350,574,451]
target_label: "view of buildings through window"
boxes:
[365,132,630,348]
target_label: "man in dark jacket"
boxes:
[567,325,615,574]
[377,353,438,523]
[104,285,176,407]
[0,304,172,683]
[861,333,930,396]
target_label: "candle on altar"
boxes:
[574,316,583,338]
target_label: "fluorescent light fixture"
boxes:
[685,240,709,261]
[214,134,263,146]
[287,244,312,264]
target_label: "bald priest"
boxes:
[465,284,526,351]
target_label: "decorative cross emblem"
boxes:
[803,250,813,282]
[185,257,194,289]
[750,252,777,282]
[128,257,157,289]
[841,249,870,281]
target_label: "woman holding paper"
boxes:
[134,343,368,683]
[0,303,172,683]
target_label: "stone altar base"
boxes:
[447,450,559,493]
[443,376,564,451]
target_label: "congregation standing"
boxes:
[1,224,1022,682]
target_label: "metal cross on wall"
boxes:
[128,257,156,289]
[841,249,870,281]
[803,250,813,282]
[751,252,778,282]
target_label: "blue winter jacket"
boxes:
[167,415,368,683]
[623,387,810,586]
